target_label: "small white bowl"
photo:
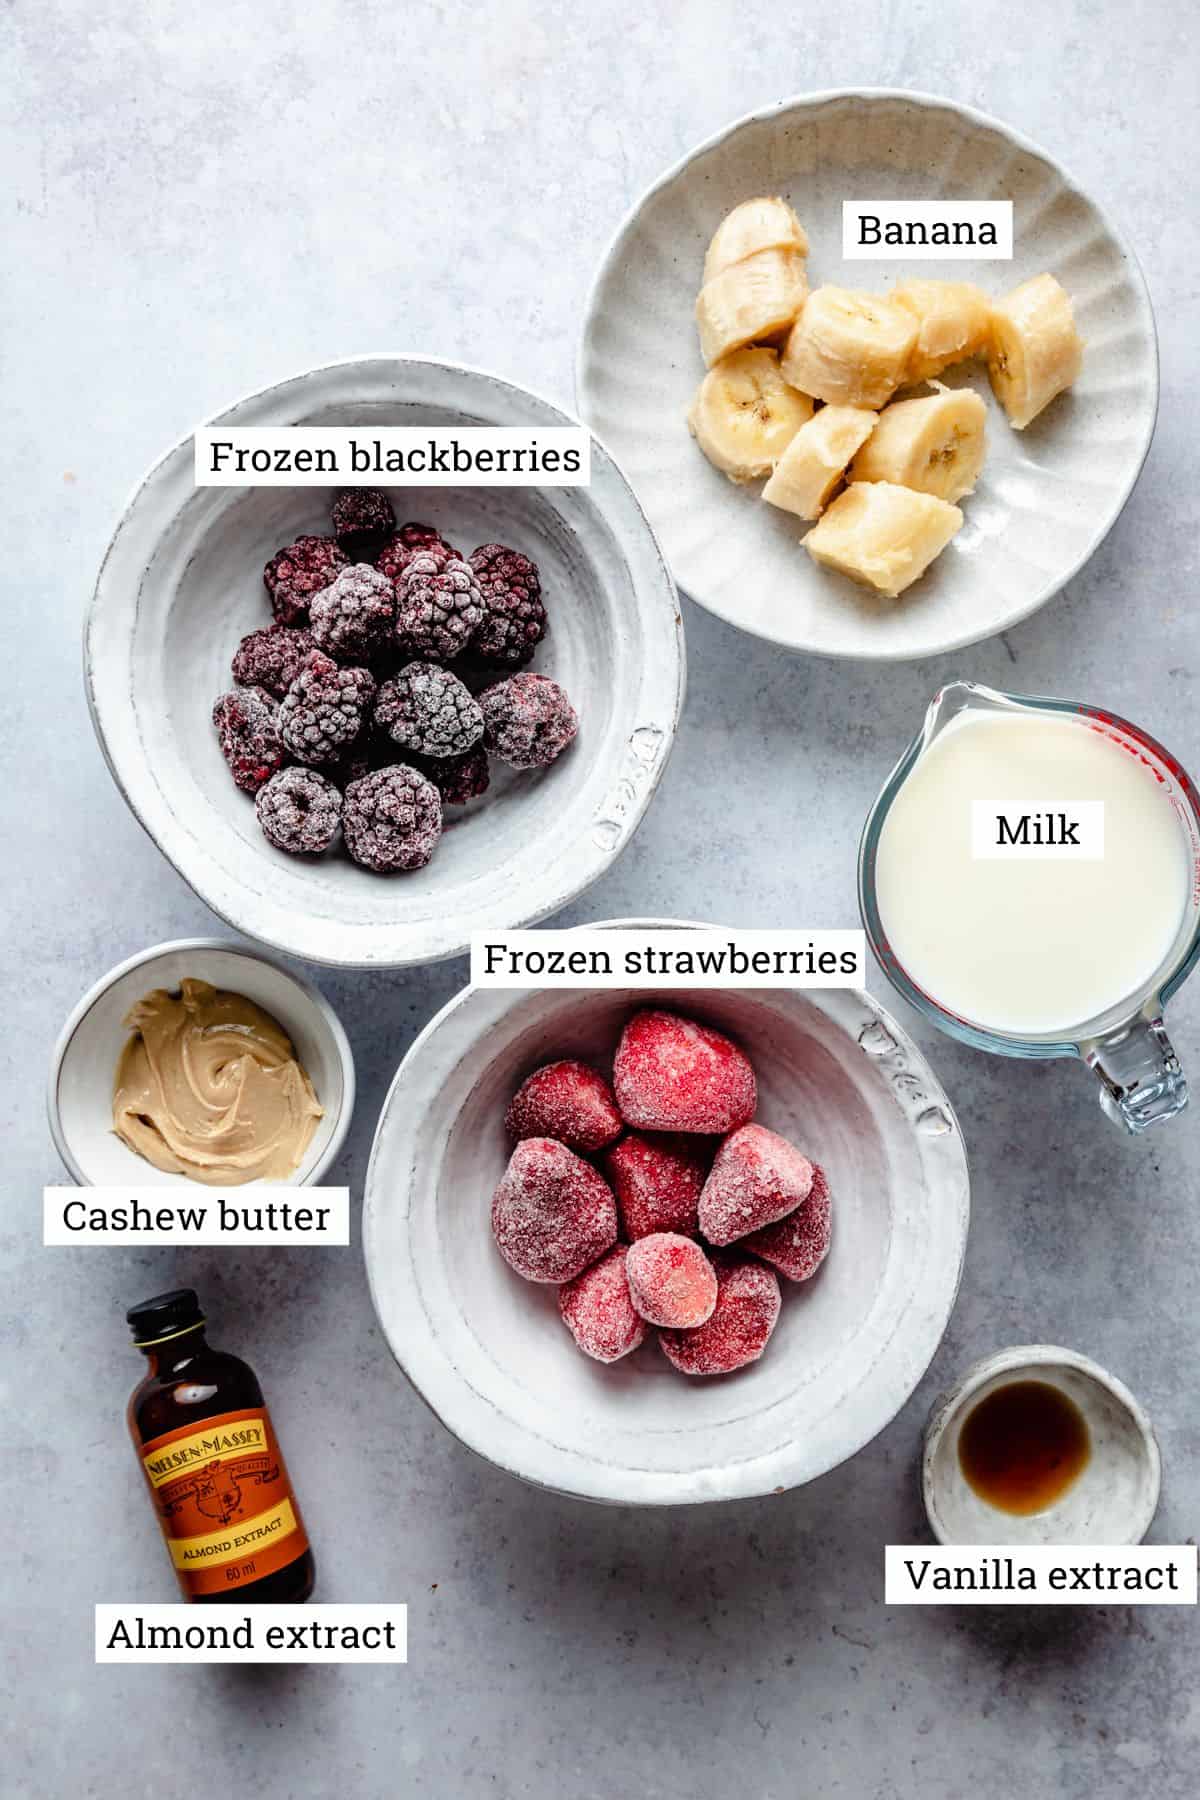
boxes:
[86,355,684,969]
[923,1345,1161,1545]
[48,938,355,1188]
[363,917,970,1505]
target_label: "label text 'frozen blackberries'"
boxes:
[194,427,591,486]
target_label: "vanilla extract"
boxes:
[903,1556,1181,1595]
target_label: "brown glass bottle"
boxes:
[126,1288,315,1604]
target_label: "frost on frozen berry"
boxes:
[698,1123,814,1247]
[255,766,343,855]
[612,1010,757,1135]
[377,522,459,584]
[342,764,443,873]
[604,1131,711,1240]
[279,652,376,766]
[558,1245,646,1363]
[505,1060,623,1154]
[375,660,484,761]
[625,1233,717,1329]
[212,686,286,793]
[490,1137,618,1284]
[232,624,318,698]
[309,563,395,662]
[480,673,578,771]
[658,1256,781,1376]
[331,488,396,560]
[469,542,547,667]
[418,746,490,806]
[263,534,346,626]
[395,554,484,663]
[742,1162,832,1282]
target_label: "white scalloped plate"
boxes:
[578,91,1157,661]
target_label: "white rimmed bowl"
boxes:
[86,356,684,968]
[923,1345,1161,1545]
[578,90,1157,661]
[363,918,970,1505]
[48,937,354,1188]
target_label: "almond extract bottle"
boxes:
[126,1289,315,1603]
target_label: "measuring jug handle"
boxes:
[1085,1015,1189,1134]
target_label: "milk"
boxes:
[874,710,1190,1037]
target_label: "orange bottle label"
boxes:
[139,1406,309,1598]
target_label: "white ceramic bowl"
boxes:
[578,90,1157,661]
[48,938,354,1187]
[923,1345,1161,1545]
[86,356,684,968]
[363,920,970,1504]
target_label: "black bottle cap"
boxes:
[126,1288,205,1346]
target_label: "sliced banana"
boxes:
[850,387,987,504]
[780,287,918,409]
[803,481,963,598]
[762,405,877,519]
[892,279,992,382]
[987,274,1083,429]
[703,197,809,284]
[695,247,808,368]
[688,348,815,482]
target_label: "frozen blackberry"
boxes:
[310,563,395,662]
[263,534,346,626]
[343,765,443,873]
[231,625,317,698]
[331,488,395,560]
[419,745,490,805]
[469,543,547,667]
[377,522,459,583]
[278,652,377,766]
[212,686,286,793]
[255,766,343,855]
[375,661,484,762]
[480,673,578,770]
[395,554,484,662]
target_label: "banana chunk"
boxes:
[762,405,877,519]
[695,247,809,368]
[893,279,992,382]
[988,274,1083,429]
[781,287,918,409]
[703,197,809,283]
[803,481,963,598]
[850,387,987,504]
[688,347,814,482]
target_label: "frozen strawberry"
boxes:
[626,1233,717,1329]
[558,1245,646,1363]
[612,1010,757,1135]
[490,1138,618,1284]
[658,1256,781,1376]
[604,1131,710,1240]
[505,1061,622,1154]
[698,1123,814,1247]
[741,1163,832,1282]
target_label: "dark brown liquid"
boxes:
[958,1379,1090,1516]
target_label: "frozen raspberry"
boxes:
[480,673,578,771]
[742,1164,832,1282]
[490,1137,618,1284]
[377,522,459,583]
[604,1131,710,1240]
[212,687,286,794]
[558,1245,647,1364]
[659,1256,781,1376]
[255,766,342,855]
[469,543,547,667]
[395,554,484,662]
[263,534,346,626]
[231,625,318,699]
[626,1233,717,1329]
[331,488,396,560]
[279,652,376,766]
[419,746,490,806]
[698,1123,814,1247]
[342,764,443,873]
[309,564,395,662]
[613,1011,757,1135]
[375,661,483,761]
[505,1061,623,1154]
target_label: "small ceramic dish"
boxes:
[578,90,1157,661]
[86,355,684,968]
[48,937,354,1188]
[363,917,970,1505]
[923,1345,1161,1545]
